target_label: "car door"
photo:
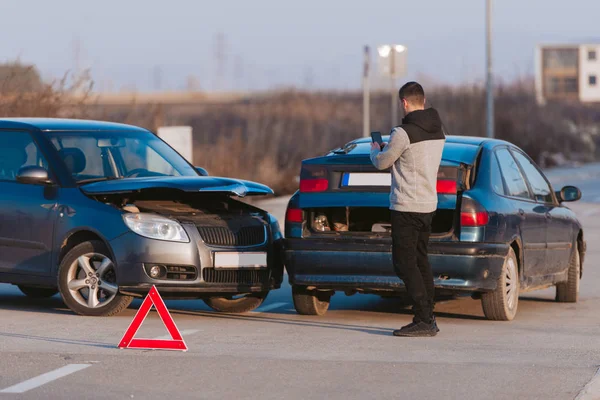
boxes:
[0,130,59,275]
[511,150,572,275]
[495,147,547,277]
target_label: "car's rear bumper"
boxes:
[284,238,509,293]
[109,231,285,298]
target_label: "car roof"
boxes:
[0,118,149,133]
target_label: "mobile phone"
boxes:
[370,131,383,146]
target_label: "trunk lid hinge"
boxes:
[457,163,473,192]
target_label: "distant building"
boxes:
[535,43,600,104]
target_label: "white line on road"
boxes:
[576,367,600,400]
[0,364,92,394]
[253,302,288,313]
[153,329,200,340]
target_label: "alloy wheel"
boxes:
[66,253,119,309]
[505,257,518,312]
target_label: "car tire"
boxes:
[481,247,520,321]
[57,240,133,317]
[555,244,580,303]
[203,292,268,313]
[18,285,58,299]
[292,286,331,316]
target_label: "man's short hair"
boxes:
[399,81,425,105]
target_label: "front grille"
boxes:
[202,268,270,285]
[197,226,266,247]
[166,265,197,281]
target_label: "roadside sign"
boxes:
[118,285,188,351]
[157,126,194,164]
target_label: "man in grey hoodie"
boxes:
[370,82,445,337]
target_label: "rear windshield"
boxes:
[330,140,480,165]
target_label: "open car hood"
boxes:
[80,176,274,197]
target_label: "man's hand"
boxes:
[371,142,386,151]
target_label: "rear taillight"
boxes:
[299,165,329,193]
[285,208,304,223]
[460,211,489,227]
[437,179,457,194]
[300,179,328,193]
[460,197,489,227]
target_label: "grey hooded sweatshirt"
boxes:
[370,108,446,213]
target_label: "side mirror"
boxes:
[195,167,209,176]
[557,186,582,203]
[16,166,52,185]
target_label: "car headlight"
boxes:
[123,213,189,242]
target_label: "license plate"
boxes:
[341,173,391,187]
[213,252,267,269]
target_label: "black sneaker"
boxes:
[393,321,437,337]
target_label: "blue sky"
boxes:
[1,0,598,91]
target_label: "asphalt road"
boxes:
[0,173,599,400]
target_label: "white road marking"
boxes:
[253,302,288,313]
[152,329,200,340]
[0,364,92,394]
[576,367,600,400]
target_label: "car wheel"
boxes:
[57,240,133,316]
[203,292,268,313]
[292,286,331,316]
[481,247,519,321]
[555,244,580,303]
[18,285,58,298]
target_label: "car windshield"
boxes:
[47,131,198,183]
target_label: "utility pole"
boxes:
[72,35,81,79]
[486,0,494,138]
[363,46,371,137]
[153,66,162,91]
[234,55,244,90]
[214,32,227,91]
[390,49,398,127]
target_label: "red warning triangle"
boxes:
[118,285,187,351]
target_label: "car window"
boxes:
[48,132,194,182]
[0,131,49,182]
[511,150,554,203]
[118,139,179,176]
[50,137,105,178]
[490,152,505,195]
[495,148,531,199]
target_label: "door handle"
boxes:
[518,209,525,216]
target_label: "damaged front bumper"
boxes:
[109,225,285,298]
[284,238,508,293]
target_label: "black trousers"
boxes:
[391,210,435,323]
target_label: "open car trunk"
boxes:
[296,161,473,239]
[306,207,456,236]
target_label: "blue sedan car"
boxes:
[0,119,284,316]
[284,135,585,320]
